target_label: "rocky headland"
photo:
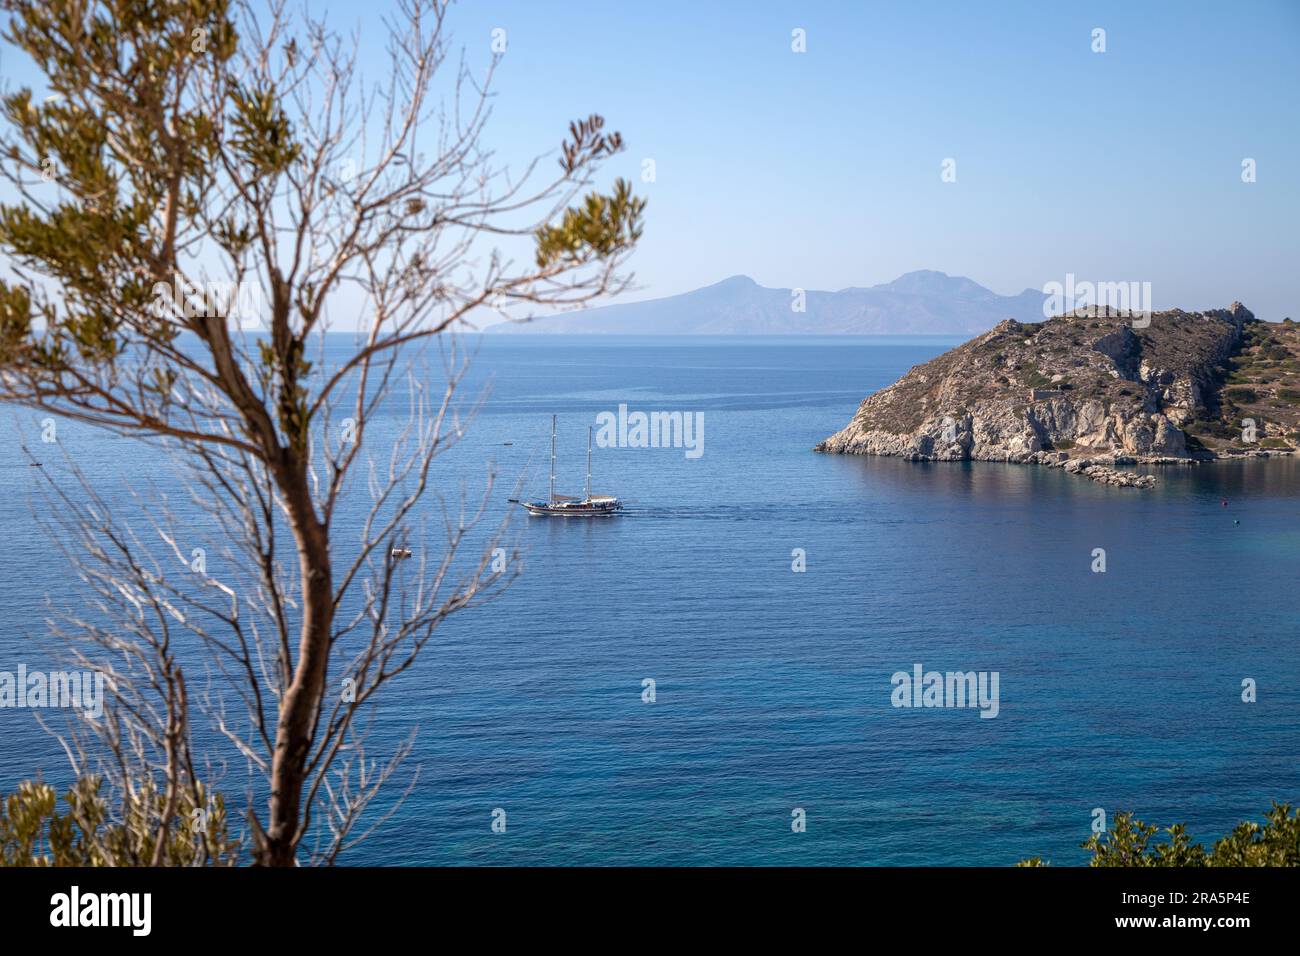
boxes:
[815,303,1300,487]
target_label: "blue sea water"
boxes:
[1,334,1298,866]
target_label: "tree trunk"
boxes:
[262,468,333,866]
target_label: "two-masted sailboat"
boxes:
[521,415,622,516]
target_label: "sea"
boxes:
[1,334,1297,865]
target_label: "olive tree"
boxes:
[0,0,643,864]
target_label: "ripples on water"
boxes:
[1,334,1297,865]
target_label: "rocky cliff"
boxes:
[816,303,1300,487]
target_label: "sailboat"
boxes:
[521,415,622,516]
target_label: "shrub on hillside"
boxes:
[1017,802,1300,867]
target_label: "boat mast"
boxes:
[586,425,593,501]
[549,414,557,505]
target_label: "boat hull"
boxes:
[523,500,621,517]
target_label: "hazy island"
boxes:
[486,271,1048,335]
[816,303,1300,487]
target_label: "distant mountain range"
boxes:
[488,270,1049,335]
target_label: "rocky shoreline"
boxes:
[1050,450,1291,488]
[815,303,1300,488]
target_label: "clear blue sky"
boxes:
[428,0,1300,319]
[3,1,1297,319]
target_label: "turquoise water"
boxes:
[1,335,1297,865]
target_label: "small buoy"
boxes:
[1221,499,1228,507]
[1234,519,1240,525]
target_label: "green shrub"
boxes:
[0,775,238,867]
[1019,802,1300,867]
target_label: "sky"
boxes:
[427,0,1300,319]
[2,1,1298,321]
